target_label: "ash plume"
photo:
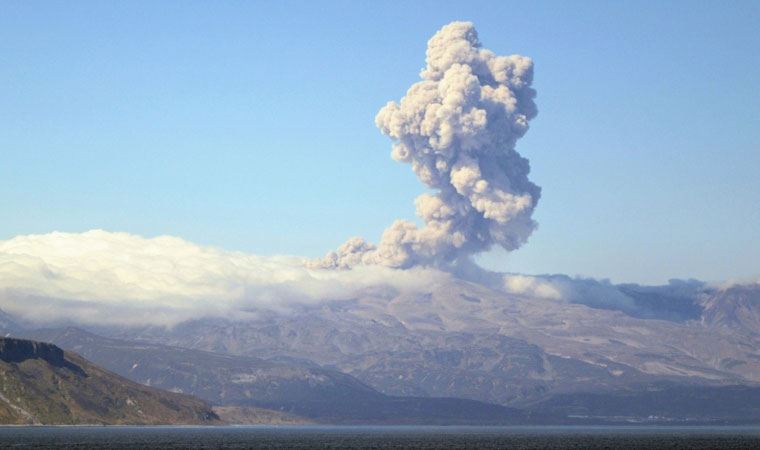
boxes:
[314,21,540,269]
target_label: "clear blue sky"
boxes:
[1,1,758,284]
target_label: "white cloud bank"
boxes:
[0,230,451,327]
[0,230,721,328]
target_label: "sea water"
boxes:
[2,425,760,449]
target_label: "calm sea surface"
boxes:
[2,425,760,449]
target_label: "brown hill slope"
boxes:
[0,337,219,425]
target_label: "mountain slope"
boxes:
[7,281,760,424]
[0,337,219,425]
[0,309,20,335]
[22,327,383,408]
[19,328,532,424]
[529,383,760,424]
[121,279,760,407]
[700,284,760,334]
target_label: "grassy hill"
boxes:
[0,337,220,425]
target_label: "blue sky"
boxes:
[1,0,758,284]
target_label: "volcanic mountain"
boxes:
[7,278,760,424]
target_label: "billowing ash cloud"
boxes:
[314,21,540,269]
[0,230,450,327]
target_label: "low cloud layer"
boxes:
[314,21,540,269]
[0,230,719,327]
[0,230,450,327]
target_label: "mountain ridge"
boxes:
[15,327,536,424]
[117,278,759,404]
[2,278,759,424]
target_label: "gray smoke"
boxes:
[314,21,540,269]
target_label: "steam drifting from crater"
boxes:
[313,21,540,269]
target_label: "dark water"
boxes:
[2,425,760,449]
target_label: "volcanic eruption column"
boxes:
[314,21,540,269]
